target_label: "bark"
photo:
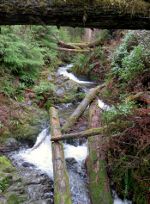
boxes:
[62,84,105,133]
[86,100,112,204]
[51,127,107,142]
[50,107,72,204]
[0,1,150,29]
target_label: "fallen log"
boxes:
[86,100,112,204]
[58,40,80,50]
[50,107,72,204]
[126,92,150,104]
[62,84,105,133]
[51,127,107,142]
[58,37,104,50]
[72,38,105,49]
[1,1,150,29]
[57,47,91,53]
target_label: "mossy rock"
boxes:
[0,156,27,204]
[1,105,48,142]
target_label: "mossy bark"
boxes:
[86,100,113,204]
[0,1,150,29]
[62,84,105,133]
[50,107,72,204]
[51,127,107,142]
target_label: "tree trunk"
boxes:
[0,1,150,29]
[50,107,72,204]
[86,100,112,204]
[62,84,105,133]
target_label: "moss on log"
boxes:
[50,107,72,204]
[62,84,105,133]
[51,127,107,141]
[0,1,150,29]
[86,101,113,204]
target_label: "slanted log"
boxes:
[0,1,150,29]
[62,84,105,133]
[50,107,72,204]
[86,100,112,204]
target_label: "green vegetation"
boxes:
[102,101,135,123]
[111,32,148,83]
[0,156,13,192]
[102,31,150,204]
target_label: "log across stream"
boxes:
[9,64,132,204]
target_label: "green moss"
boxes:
[0,156,12,168]
[87,144,113,204]
[7,193,25,204]
[54,0,150,15]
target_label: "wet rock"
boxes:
[4,138,19,150]
[22,162,35,168]
[12,106,48,142]
[55,87,65,97]
[0,156,28,204]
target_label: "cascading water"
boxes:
[10,64,131,204]
[12,127,90,204]
[58,64,94,85]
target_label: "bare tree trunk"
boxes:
[50,107,72,204]
[86,101,112,204]
[62,84,105,133]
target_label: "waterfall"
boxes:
[58,64,93,84]
[14,128,88,179]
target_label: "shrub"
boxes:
[0,26,44,75]
[120,45,145,81]
[102,101,135,123]
[34,81,55,95]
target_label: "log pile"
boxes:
[50,83,113,203]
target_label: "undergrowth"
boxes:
[102,31,150,204]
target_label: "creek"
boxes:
[9,64,131,204]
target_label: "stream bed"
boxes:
[8,64,131,204]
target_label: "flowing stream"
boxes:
[10,64,131,204]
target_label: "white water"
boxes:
[113,192,132,204]
[58,64,93,84]
[15,128,88,179]
[98,99,110,111]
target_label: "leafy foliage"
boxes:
[0,26,44,75]
[34,81,55,95]
[111,31,148,83]
[102,101,135,123]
